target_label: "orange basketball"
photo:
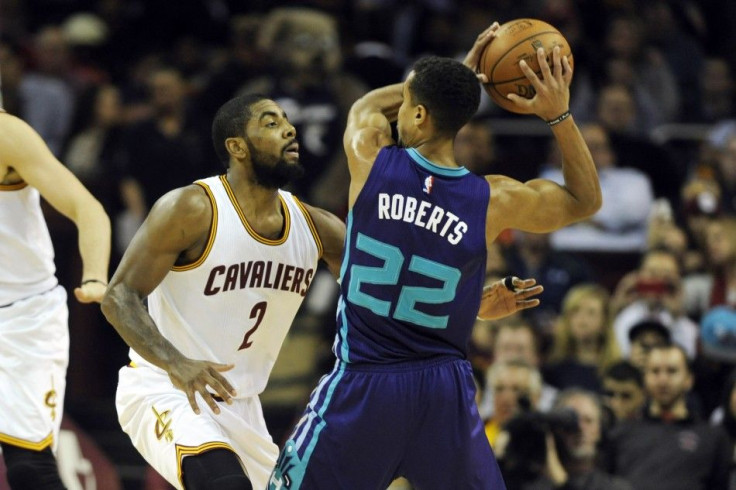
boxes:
[479,18,574,114]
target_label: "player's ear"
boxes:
[414,105,427,125]
[226,137,247,158]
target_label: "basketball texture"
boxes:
[480,19,574,114]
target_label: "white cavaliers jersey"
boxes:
[0,182,57,306]
[130,175,323,398]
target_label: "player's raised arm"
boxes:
[485,46,601,241]
[0,113,111,303]
[101,186,235,414]
[342,83,402,206]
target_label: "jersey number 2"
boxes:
[239,301,267,350]
[347,233,460,329]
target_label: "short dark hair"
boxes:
[212,94,269,168]
[603,360,643,387]
[409,56,480,135]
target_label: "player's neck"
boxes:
[413,138,459,169]
[225,167,281,213]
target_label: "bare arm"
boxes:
[101,186,235,414]
[342,83,402,208]
[0,113,111,302]
[485,47,601,240]
[300,203,346,279]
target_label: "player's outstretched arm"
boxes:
[101,186,235,414]
[477,277,543,320]
[299,202,346,279]
[0,113,111,303]
[485,46,601,241]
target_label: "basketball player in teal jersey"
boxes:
[270,22,601,489]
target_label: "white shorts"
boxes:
[116,363,279,490]
[0,286,68,452]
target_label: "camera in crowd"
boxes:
[498,397,580,487]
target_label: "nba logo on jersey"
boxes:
[423,175,434,194]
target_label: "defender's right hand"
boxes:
[167,359,236,414]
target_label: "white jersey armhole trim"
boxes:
[171,181,218,272]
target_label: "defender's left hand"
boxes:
[477,276,543,320]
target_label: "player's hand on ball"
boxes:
[477,276,543,320]
[168,358,236,415]
[507,45,572,120]
[462,22,501,83]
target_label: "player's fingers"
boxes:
[209,369,237,401]
[516,299,541,310]
[186,389,201,415]
[197,384,221,414]
[551,46,563,83]
[477,22,500,41]
[512,277,537,289]
[518,59,544,93]
[477,73,489,84]
[506,93,533,110]
[537,48,553,85]
[516,285,544,299]
[562,55,573,84]
[209,362,235,372]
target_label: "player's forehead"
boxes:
[248,99,288,124]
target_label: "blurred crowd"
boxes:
[4,0,736,489]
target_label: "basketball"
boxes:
[479,18,574,114]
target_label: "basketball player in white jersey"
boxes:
[100,94,346,490]
[0,110,111,489]
[101,93,543,490]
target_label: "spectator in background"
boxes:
[64,84,126,241]
[646,197,700,275]
[608,344,731,490]
[545,284,621,393]
[572,15,680,129]
[0,37,24,116]
[711,132,736,214]
[641,0,705,120]
[611,247,699,359]
[693,57,735,123]
[484,360,543,449]
[679,175,722,256]
[239,7,368,215]
[540,122,654,252]
[549,389,633,490]
[504,230,593,329]
[683,216,736,320]
[626,319,671,370]
[602,361,646,422]
[596,84,684,207]
[194,15,266,124]
[478,320,559,421]
[19,25,77,155]
[119,67,211,248]
[454,117,496,175]
[709,367,736,489]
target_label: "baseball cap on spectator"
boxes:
[628,319,671,343]
[701,306,736,362]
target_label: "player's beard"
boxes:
[247,140,305,189]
